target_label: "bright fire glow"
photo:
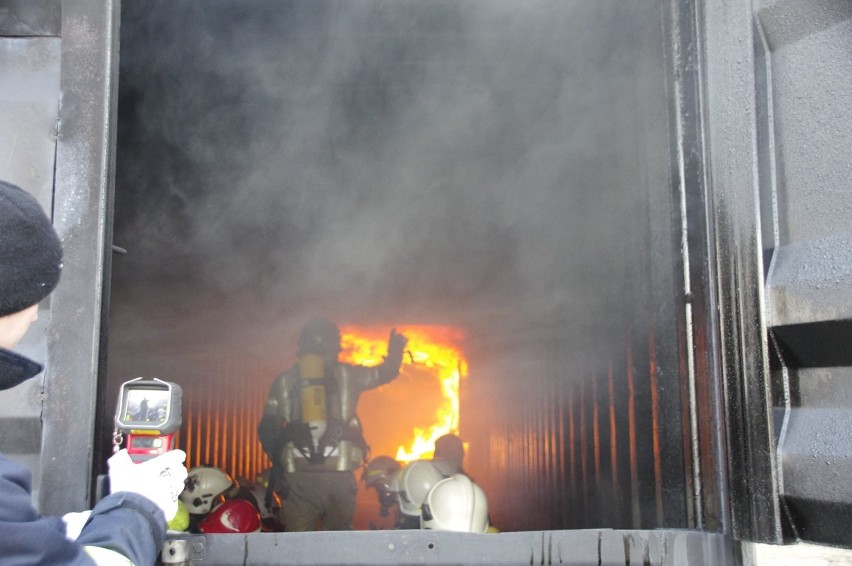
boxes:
[339,326,467,463]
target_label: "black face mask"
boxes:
[0,348,43,391]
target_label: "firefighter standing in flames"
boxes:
[258,318,408,531]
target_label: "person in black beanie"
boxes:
[0,180,63,386]
[0,180,187,565]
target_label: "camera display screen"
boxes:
[119,387,171,426]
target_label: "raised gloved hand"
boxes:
[386,328,408,371]
[108,449,188,522]
[388,328,408,353]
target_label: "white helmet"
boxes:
[396,459,447,517]
[180,466,236,514]
[420,474,489,533]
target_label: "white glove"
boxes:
[62,510,92,541]
[108,449,188,522]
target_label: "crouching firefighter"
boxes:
[257,318,408,531]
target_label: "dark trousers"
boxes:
[281,470,358,531]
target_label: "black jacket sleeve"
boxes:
[0,452,165,566]
[258,412,282,457]
[76,492,166,565]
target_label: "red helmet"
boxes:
[198,499,261,534]
[233,484,283,532]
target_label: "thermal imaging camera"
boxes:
[115,377,183,463]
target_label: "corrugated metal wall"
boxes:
[177,358,272,482]
[454,0,703,533]
[464,328,690,533]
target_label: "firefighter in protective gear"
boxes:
[392,458,448,529]
[420,474,489,533]
[433,433,466,475]
[362,455,402,517]
[257,318,408,531]
[233,481,284,532]
[179,466,237,515]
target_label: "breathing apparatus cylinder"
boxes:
[299,353,327,450]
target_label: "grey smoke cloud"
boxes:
[112,0,668,357]
[102,3,691,534]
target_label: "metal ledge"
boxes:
[766,236,852,328]
[161,529,737,566]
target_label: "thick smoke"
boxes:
[108,2,678,532]
[112,0,667,367]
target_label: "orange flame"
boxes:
[339,325,467,463]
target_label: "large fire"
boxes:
[339,325,467,462]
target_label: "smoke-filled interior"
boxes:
[105,0,688,532]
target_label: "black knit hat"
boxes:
[0,181,63,317]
